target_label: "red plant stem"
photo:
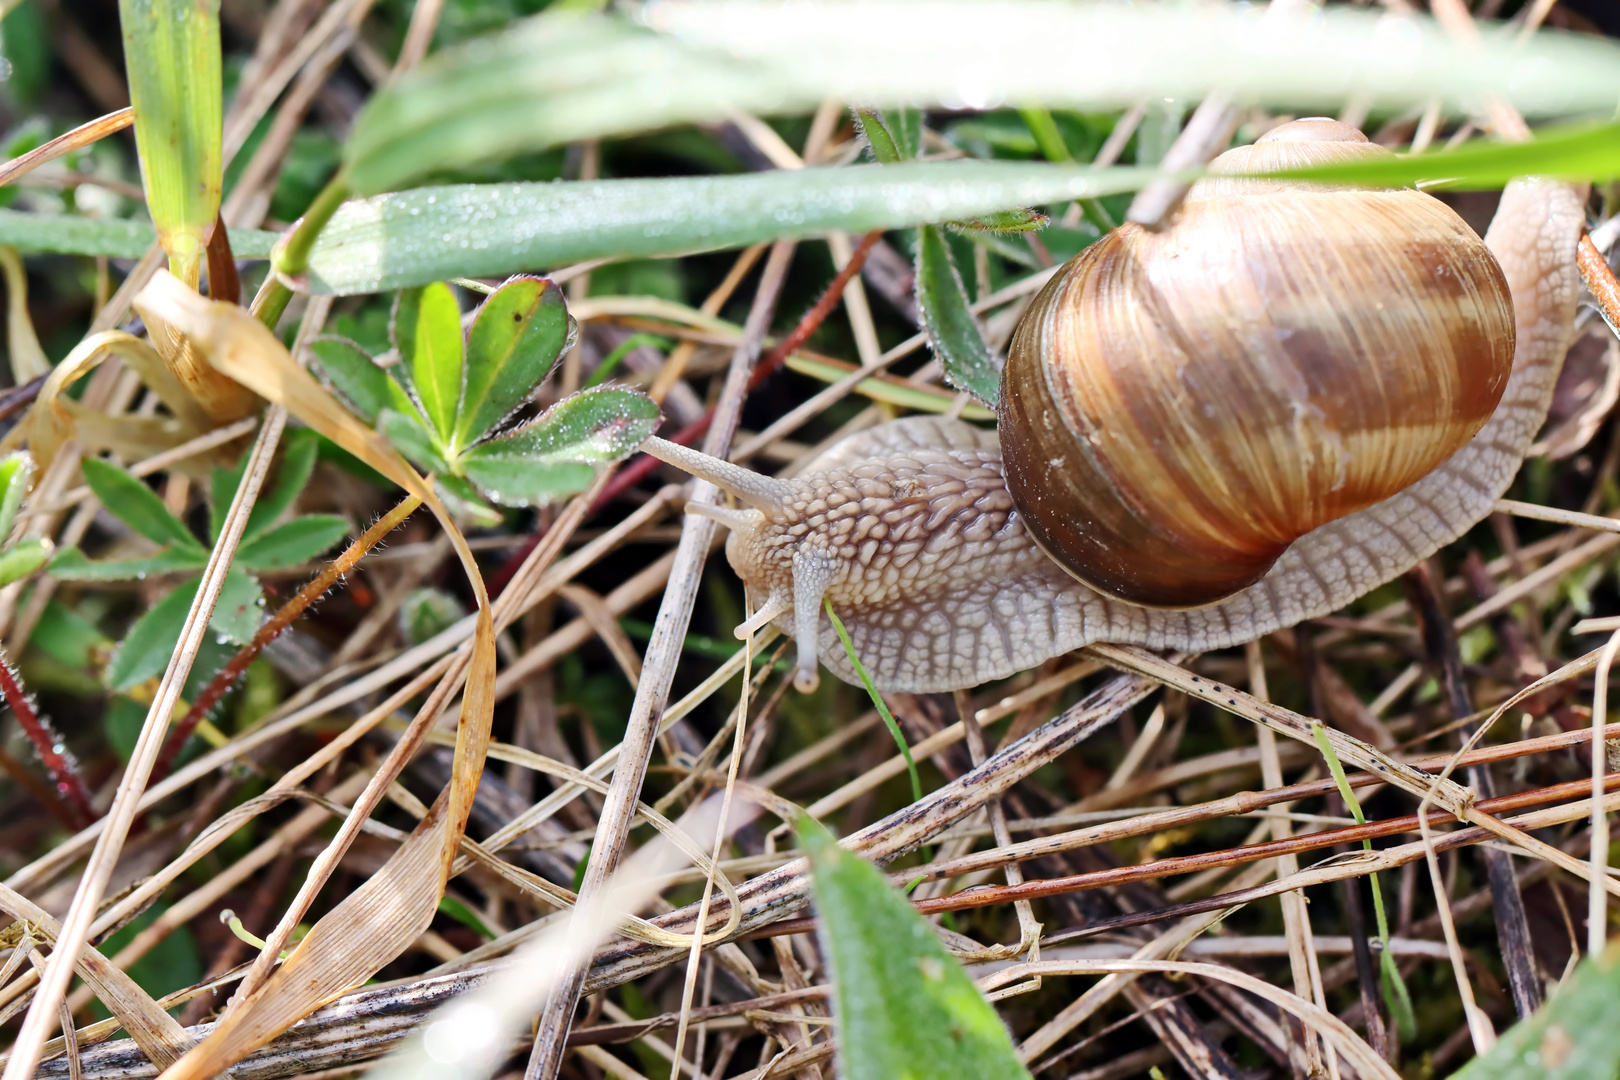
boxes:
[747,772,1620,941]
[151,494,423,782]
[488,229,885,597]
[0,649,93,827]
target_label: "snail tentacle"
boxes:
[642,435,793,514]
[791,547,838,693]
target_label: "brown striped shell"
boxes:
[1000,118,1516,608]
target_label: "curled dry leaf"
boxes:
[129,270,498,1080]
[28,331,211,473]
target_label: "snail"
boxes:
[642,119,1589,694]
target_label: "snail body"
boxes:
[643,122,1587,694]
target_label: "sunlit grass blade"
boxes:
[307,161,1157,294]
[119,0,223,287]
[1260,117,1620,188]
[345,2,1620,194]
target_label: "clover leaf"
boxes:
[307,275,660,513]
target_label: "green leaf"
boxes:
[0,210,277,260]
[30,600,112,670]
[1019,105,1073,163]
[0,538,50,588]
[458,276,572,447]
[401,587,467,647]
[109,577,200,689]
[379,408,453,475]
[855,109,901,164]
[459,457,594,509]
[308,336,391,424]
[236,515,348,571]
[884,107,923,161]
[245,429,321,541]
[434,473,503,528]
[118,0,222,285]
[48,545,209,582]
[1263,116,1620,189]
[344,4,1620,195]
[1454,944,1620,1080]
[799,816,1030,1080]
[81,459,204,552]
[209,566,263,645]
[306,161,1158,295]
[0,451,34,541]
[459,386,658,507]
[435,894,494,940]
[209,459,245,546]
[914,225,998,406]
[948,208,1050,235]
[392,283,465,444]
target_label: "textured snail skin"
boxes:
[1002,120,1516,608]
[642,177,1587,693]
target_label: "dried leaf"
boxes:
[0,882,194,1070]
[0,246,50,383]
[130,270,498,1080]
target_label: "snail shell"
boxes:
[643,167,1586,693]
[1001,119,1517,608]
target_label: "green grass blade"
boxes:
[0,210,277,260]
[345,3,1620,195]
[1454,944,1620,1079]
[306,161,1157,295]
[1260,117,1620,189]
[1311,721,1414,1038]
[799,816,1031,1080]
[825,599,921,803]
[915,224,999,406]
[119,0,223,286]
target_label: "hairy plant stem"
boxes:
[0,649,93,827]
[152,493,422,783]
